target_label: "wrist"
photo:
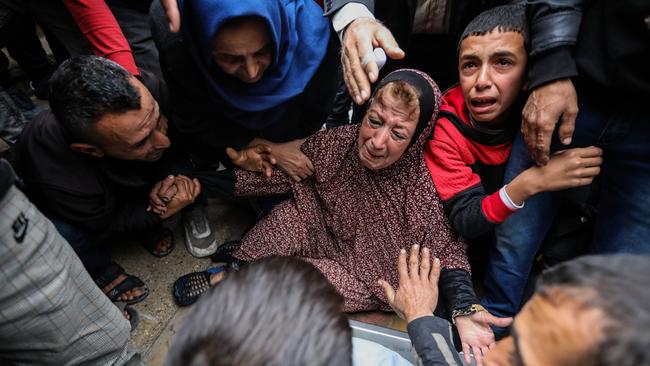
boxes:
[405,311,434,324]
[451,304,485,324]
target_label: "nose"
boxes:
[244,57,260,80]
[153,131,171,149]
[370,128,389,151]
[475,65,492,91]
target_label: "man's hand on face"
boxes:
[226,144,276,178]
[522,78,579,166]
[342,17,404,105]
[378,245,441,323]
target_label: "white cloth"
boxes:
[352,337,414,366]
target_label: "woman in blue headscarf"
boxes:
[151,0,338,182]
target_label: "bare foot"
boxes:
[152,235,173,256]
[209,271,226,286]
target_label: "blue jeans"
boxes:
[49,217,112,278]
[482,88,650,322]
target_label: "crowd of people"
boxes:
[0,0,649,365]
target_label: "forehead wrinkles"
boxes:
[372,88,416,123]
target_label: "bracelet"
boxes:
[451,304,486,324]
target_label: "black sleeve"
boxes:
[526,0,585,89]
[0,159,16,200]
[323,0,374,16]
[439,268,479,317]
[443,185,495,240]
[407,316,463,366]
[109,199,163,233]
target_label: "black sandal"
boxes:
[172,265,226,307]
[95,262,149,305]
[139,227,175,257]
[115,301,139,332]
[210,240,241,263]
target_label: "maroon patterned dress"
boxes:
[232,75,470,312]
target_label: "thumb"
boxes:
[375,27,404,60]
[378,279,396,305]
[485,312,514,328]
[226,147,240,162]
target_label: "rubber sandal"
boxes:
[139,227,175,257]
[115,301,139,332]
[210,240,241,263]
[172,265,226,307]
[95,262,150,305]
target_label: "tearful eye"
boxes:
[368,118,382,127]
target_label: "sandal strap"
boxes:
[106,275,147,302]
[173,267,225,306]
[139,227,175,256]
[94,262,125,289]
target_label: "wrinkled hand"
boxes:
[160,175,201,219]
[269,139,314,182]
[160,0,180,32]
[455,311,513,366]
[148,175,178,215]
[379,245,441,323]
[522,78,578,166]
[342,17,404,105]
[534,146,603,192]
[226,144,276,177]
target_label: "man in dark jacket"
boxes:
[482,0,650,331]
[13,55,200,304]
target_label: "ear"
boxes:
[69,143,105,158]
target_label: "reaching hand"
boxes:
[455,311,513,366]
[378,245,441,323]
[160,0,181,32]
[534,146,603,191]
[342,17,404,105]
[160,175,201,219]
[226,144,276,177]
[268,139,314,182]
[148,175,178,215]
[522,78,578,166]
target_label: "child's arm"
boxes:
[504,146,602,205]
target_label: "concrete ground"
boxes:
[111,198,256,365]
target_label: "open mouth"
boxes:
[364,145,383,160]
[470,97,497,110]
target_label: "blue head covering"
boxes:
[180,0,329,119]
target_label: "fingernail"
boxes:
[400,248,406,254]
[423,247,429,252]
[368,72,376,80]
[434,258,440,264]
[361,90,368,100]
[562,137,572,145]
[413,244,419,249]
[355,96,362,104]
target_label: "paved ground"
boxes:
[112,198,256,365]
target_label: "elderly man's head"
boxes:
[486,255,650,366]
[49,56,170,162]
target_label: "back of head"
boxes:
[539,255,650,366]
[48,56,140,143]
[165,257,352,366]
[458,4,529,52]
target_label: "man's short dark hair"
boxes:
[538,255,650,366]
[48,56,140,143]
[165,257,353,366]
[458,4,529,51]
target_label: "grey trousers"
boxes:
[0,185,135,365]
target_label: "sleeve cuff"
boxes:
[499,185,524,210]
[482,190,516,224]
[528,46,577,90]
[332,3,375,42]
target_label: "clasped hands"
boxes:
[227,139,314,182]
[147,175,201,219]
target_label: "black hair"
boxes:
[538,255,650,366]
[458,4,529,51]
[165,257,352,366]
[48,56,141,143]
